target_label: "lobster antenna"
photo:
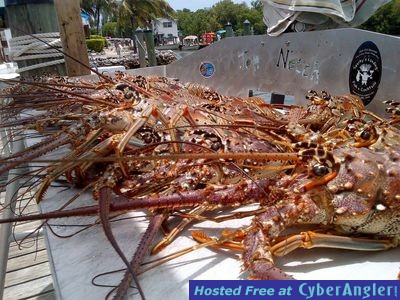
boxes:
[0,78,118,107]
[0,152,300,164]
[98,187,146,300]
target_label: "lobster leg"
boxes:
[177,207,270,224]
[242,200,305,280]
[151,206,206,254]
[270,231,397,256]
[243,227,295,280]
[191,229,245,251]
[193,230,397,256]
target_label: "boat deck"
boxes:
[0,147,55,299]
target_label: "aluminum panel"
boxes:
[165,28,400,116]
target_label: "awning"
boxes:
[183,35,198,40]
[261,0,390,36]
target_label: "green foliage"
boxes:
[81,0,266,38]
[86,38,105,52]
[90,27,98,35]
[359,0,400,35]
[117,0,174,37]
[88,35,108,47]
[89,34,104,39]
[174,0,266,37]
[103,22,118,37]
[175,8,219,37]
[81,0,119,34]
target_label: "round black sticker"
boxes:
[199,62,215,78]
[349,41,382,106]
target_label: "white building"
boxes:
[152,18,179,45]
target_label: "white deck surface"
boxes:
[0,136,54,300]
[39,181,400,300]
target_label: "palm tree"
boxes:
[117,0,174,36]
[81,0,118,34]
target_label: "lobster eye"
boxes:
[306,90,317,99]
[312,164,330,176]
[115,83,129,91]
[321,91,331,100]
[360,129,371,140]
[211,141,222,151]
[124,91,133,99]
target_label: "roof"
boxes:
[183,35,198,40]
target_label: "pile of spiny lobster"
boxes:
[89,50,177,69]
[0,72,400,299]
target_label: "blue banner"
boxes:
[189,280,399,300]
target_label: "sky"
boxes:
[167,0,254,11]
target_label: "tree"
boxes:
[102,22,118,37]
[360,0,400,35]
[117,0,174,37]
[175,9,219,36]
[212,0,248,30]
[251,0,263,11]
[80,0,118,34]
[175,9,193,36]
[174,0,266,37]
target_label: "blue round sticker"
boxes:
[199,62,215,78]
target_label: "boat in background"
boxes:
[156,43,179,51]
[199,32,216,49]
[182,35,200,51]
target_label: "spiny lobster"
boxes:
[1,73,400,300]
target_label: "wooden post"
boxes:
[5,0,66,77]
[135,28,146,68]
[54,0,91,76]
[144,29,157,67]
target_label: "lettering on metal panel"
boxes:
[349,41,382,105]
[276,48,290,68]
[276,47,320,84]
[238,51,260,70]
